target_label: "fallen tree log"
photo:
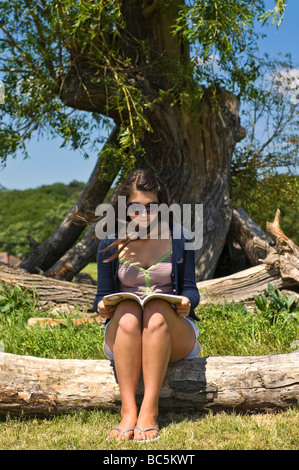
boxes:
[27,317,103,327]
[199,208,299,304]
[197,263,286,305]
[0,257,297,313]
[0,262,96,313]
[0,259,293,314]
[229,207,273,266]
[0,351,298,416]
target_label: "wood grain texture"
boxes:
[0,352,298,416]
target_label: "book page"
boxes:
[103,292,183,307]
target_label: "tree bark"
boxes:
[229,207,273,265]
[17,1,246,282]
[0,351,298,416]
[198,263,291,305]
[137,87,246,281]
[44,225,99,282]
[40,86,245,282]
[1,260,271,313]
[200,208,299,304]
[0,261,96,313]
[19,127,120,275]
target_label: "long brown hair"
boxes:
[100,168,171,262]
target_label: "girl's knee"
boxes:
[115,300,142,335]
[115,300,142,316]
[143,299,173,320]
[143,300,170,332]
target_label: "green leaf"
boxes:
[254,293,268,312]
[287,294,295,310]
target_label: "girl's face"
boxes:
[126,190,159,228]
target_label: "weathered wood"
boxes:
[38,88,245,282]
[27,317,103,327]
[266,209,299,284]
[197,264,285,305]
[204,208,299,304]
[267,209,299,257]
[44,225,99,282]
[229,207,273,265]
[0,352,298,416]
[0,260,276,312]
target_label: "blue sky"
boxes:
[1,0,298,190]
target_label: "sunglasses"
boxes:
[126,201,160,216]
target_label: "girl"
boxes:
[94,169,200,442]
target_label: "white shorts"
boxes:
[103,316,201,360]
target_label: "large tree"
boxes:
[0,0,288,281]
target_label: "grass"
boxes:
[0,280,298,450]
[0,408,298,450]
[81,262,97,281]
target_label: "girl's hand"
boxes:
[175,296,191,317]
[97,300,116,318]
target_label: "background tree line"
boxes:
[0,181,84,258]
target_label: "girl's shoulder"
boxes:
[97,235,118,260]
[98,234,117,247]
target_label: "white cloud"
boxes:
[192,53,220,67]
[273,68,299,104]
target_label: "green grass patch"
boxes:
[0,408,298,450]
[1,281,298,359]
[81,262,97,281]
[0,281,106,359]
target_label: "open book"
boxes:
[102,292,184,308]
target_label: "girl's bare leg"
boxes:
[134,299,195,441]
[105,300,143,440]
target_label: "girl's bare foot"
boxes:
[134,412,159,441]
[109,410,137,441]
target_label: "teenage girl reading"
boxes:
[94,169,200,442]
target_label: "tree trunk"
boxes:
[18,1,245,282]
[0,351,298,416]
[40,87,245,281]
[136,87,245,281]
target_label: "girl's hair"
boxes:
[100,168,171,262]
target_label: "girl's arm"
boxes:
[181,238,200,312]
[93,238,116,312]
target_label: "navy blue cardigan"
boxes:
[93,220,200,321]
